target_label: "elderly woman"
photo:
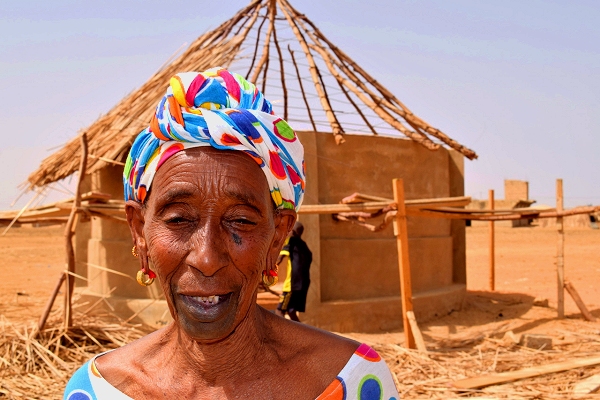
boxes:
[64,68,398,400]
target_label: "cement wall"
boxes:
[297,131,466,332]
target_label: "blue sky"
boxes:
[1,0,598,208]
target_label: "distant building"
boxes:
[467,180,536,227]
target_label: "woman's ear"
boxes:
[125,200,146,254]
[269,209,297,261]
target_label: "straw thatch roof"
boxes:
[28,0,477,189]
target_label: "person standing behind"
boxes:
[276,222,312,322]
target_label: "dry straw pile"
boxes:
[0,313,147,399]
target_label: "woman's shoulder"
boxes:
[264,311,359,375]
[270,313,359,356]
[263,313,400,398]
[91,327,168,392]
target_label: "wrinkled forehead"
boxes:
[146,147,273,209]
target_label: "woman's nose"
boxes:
[185,221,228,277]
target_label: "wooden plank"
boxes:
[556,178,565,319]
[564,280,597,322]
[407,205,600,221]
[393,179,416,349]
[81,191,112,202]
[299,202,392,214]
[573,373,600,396]
[406,311,427,354]
[298,196,471,215]
[489,189,495,291]
[452,356,600,390]
[426,207,556,215]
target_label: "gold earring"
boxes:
[136,268,156,286]
[262,266,278,287]
[131,245,138,258]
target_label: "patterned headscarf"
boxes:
[123,67,305,211]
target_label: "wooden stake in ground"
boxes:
[393,178,416,349]
[556,178,565,319]
[37,272,67,332]
[564,280,597,322]
[64,133,88,329]
[406,311,427,354]
[489,189,495,291]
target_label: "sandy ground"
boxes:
[0,225,65,323]
[466,225,600,315]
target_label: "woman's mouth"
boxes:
[190,295,223,305]
[178,292,234,322]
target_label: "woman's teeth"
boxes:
[193,295,220,304]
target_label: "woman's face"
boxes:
[126,147,295,342]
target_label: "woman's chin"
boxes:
[175,291,242,341]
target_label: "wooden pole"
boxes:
[556,178,565,319]
[38,272,66,332]
[393,178,416,349]
[64,133,88,329]
[406,311,427,354]
[564,280,596,322]
[489,189,495,291]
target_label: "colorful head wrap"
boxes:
[123,67,305,211]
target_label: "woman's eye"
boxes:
[234,218,256,225]
[226,217,257,228]
[166,216,189,224]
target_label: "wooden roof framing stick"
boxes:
[309,44,438,150]
[260,1,275,95]
[288,46,317,131]
[64,133,88,330]
[336,76,378,135]
[278,0,345,144]
[556,178,565,319]
[270,1,288,120]
[300,42,377,135]
[393,178,416,349]
[294,8,478,159]
[245,7,268,79]
[250,0,275,87]
[231,1,262,37]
